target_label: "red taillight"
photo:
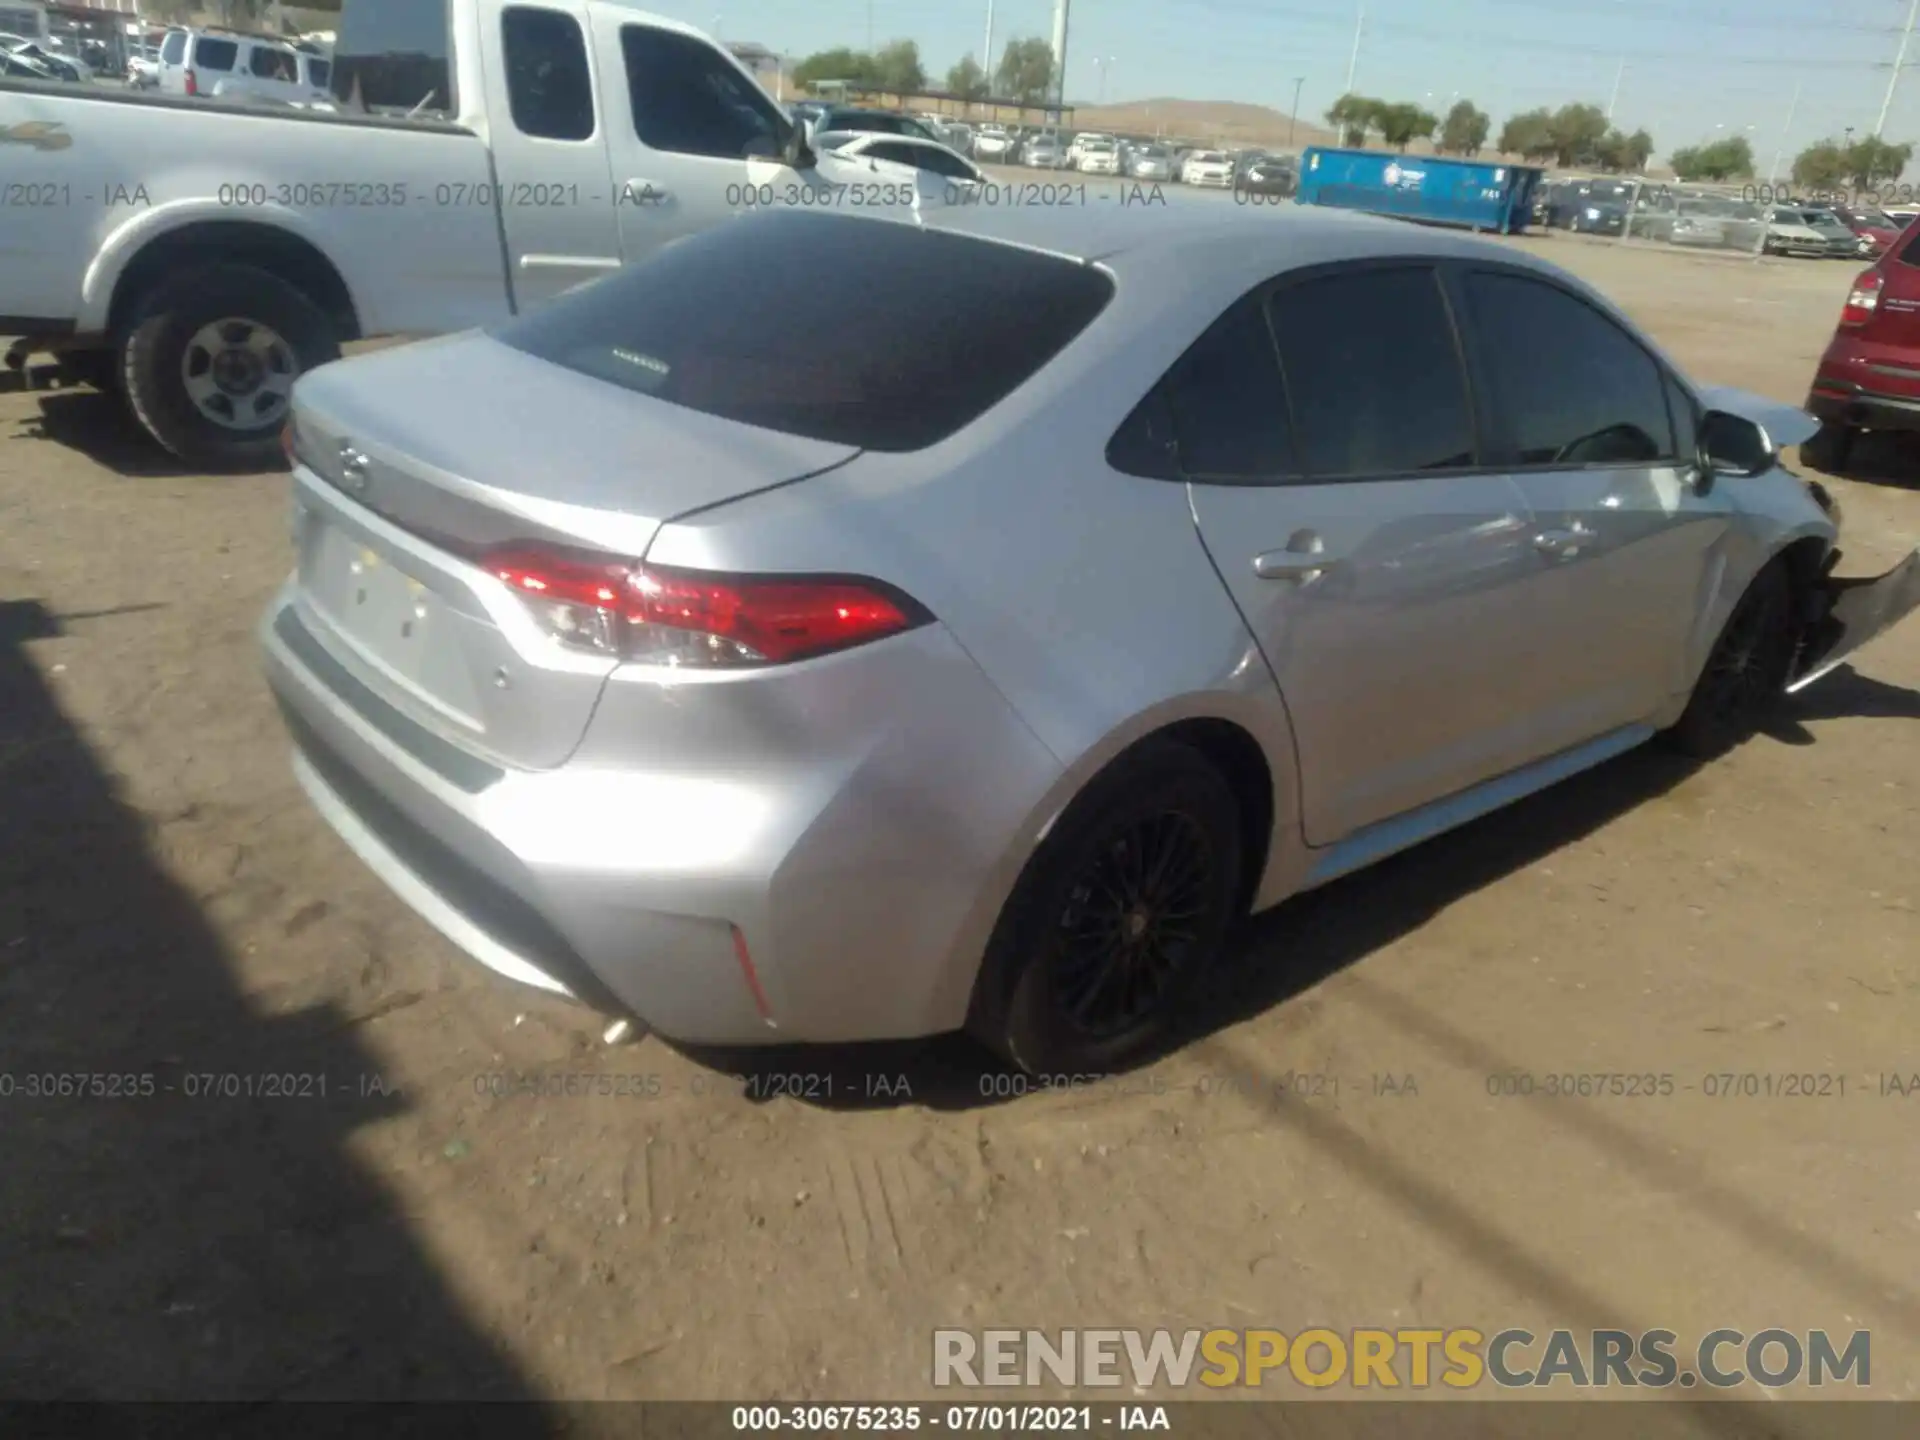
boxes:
[483,544,923,668]
[184,68,197,95]
[1841,269,1884,327]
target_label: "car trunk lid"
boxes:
[284,332,861,770]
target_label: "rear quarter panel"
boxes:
[642,271,1308,918]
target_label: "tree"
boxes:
[1546,102,1609,167]
[1594,127,1654,173]
[1848,135,1914,188]
[1325,93,1381,147]
[1438,99,1491,156]
[995,36,1055,104]
[1792,139,1853,190]
[1375,101,1438,151]
[871,39,925,93]
[1669,136,1754,181]
[945,55,988,101]
[1498,108,1557,162]
[793,47,881,90]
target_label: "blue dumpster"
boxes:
[1294,148,1545,234]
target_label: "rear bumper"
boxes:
[1805,380,1920,434]
[260,582,1060,1046]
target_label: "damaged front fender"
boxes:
[1789,545,1920,693]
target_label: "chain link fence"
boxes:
[1536,177,1845,260]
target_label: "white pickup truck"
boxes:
[0,0,930,468]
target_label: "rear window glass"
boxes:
[160,30,186,63]
[307,57,330,87]
[493,210,1115,452]
[1898,220,1920,266]
[330,0,455,115]
[193,38,237,71]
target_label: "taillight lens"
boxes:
[184,68,197,95]
[483,544,924,668]
[1841,269,1884,327]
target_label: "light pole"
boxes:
[1878,0,1920,138]
[1344,6,1364,94]
[1605,57,1626,123]
[1093,56,1112,104]
[1768,78,1801,185]
[1289,75,1305,146]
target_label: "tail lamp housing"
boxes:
[483,544,929,669]
[1840,269,1884,327]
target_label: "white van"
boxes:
[157,27,324,105]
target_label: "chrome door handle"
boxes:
[1254,531,1339,583]
[1533,524,1595,556]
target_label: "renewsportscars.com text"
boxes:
[931,1327,1871,1390]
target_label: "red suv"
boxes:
[1804,214,1920,469]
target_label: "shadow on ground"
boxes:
[1,381,271,481]
[1800,429,1920,491]
[0,597,553,1418]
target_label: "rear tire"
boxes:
[1661,562,1799,760]
[120,263,338,472]
[968,741,1244,1075]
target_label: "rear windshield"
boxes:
[307,57,330,87]
[493,210,1115,452]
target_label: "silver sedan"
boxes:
[262,204,1920,1073]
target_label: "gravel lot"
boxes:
[2,234,1917,1413]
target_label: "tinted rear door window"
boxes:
[1461,270,1676,466]
[160,30,185,63]
[502,6,595,141]
[494,210,1114,451]
[193,38,237,71]
[1267,267,1476,477]
[1161,298,1296,479]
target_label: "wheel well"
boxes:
[1774,534,1831,610]
[1143,717,1275,917]
[965,715,1279,1036]
[107,223,361,342]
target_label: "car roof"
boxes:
[905,199,1566,290]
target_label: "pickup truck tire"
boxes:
[119,264,339,472]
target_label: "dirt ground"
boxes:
[2,236,1918,1418]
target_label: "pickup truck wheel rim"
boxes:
[181,318,297,432]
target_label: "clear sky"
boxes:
[651,0,1920,171]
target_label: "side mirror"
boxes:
[1698,408,1776,480]
[781,120,816,171]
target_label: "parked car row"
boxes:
[790,110,1299,193]
[1536,178,1892,258]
